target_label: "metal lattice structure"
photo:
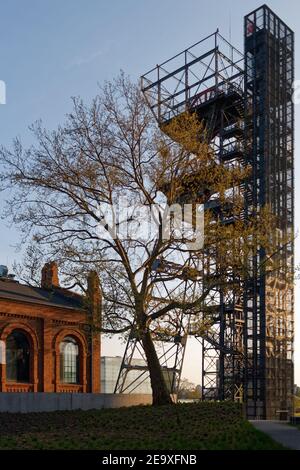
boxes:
[114,253,198,396]
[243,5,294,419]
[115,5,294,419]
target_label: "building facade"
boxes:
[0,263,101,393]
[101,356,152,394]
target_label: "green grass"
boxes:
[0,402,285,450]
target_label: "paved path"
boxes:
[250,420,300,450]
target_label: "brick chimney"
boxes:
[87,271,102,325]
[41,262,59,290]
[87,271,102,393]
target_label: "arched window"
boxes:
[6,330,31,383]
[60,336,80,384]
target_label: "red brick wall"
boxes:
[0,299,100,393]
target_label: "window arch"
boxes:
[6,330,31,383]
[60,336,80,384]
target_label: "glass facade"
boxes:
[101,356,152,394]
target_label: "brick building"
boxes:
[0,263,101,393]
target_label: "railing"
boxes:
[3,383,84,393]
[57,384,83,393]
[141,30,244,127]
[223,121,245,134]
[5,383,34,392]
[160,82,243,124]
[189,82,243,110]
[221,141,244,158]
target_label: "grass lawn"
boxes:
[0,402,285,450]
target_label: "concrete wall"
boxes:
[0,393,152,413]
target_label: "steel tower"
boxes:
[244,5,294,419]
[116,5,294,419]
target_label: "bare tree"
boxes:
[178,378,197,399]
[0,73,286,405]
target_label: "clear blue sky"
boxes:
[0,0,299,385]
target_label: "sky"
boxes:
[0,0,299,386]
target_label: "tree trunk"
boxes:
[141,329,173,406]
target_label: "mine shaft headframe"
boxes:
[141,30,244,128]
